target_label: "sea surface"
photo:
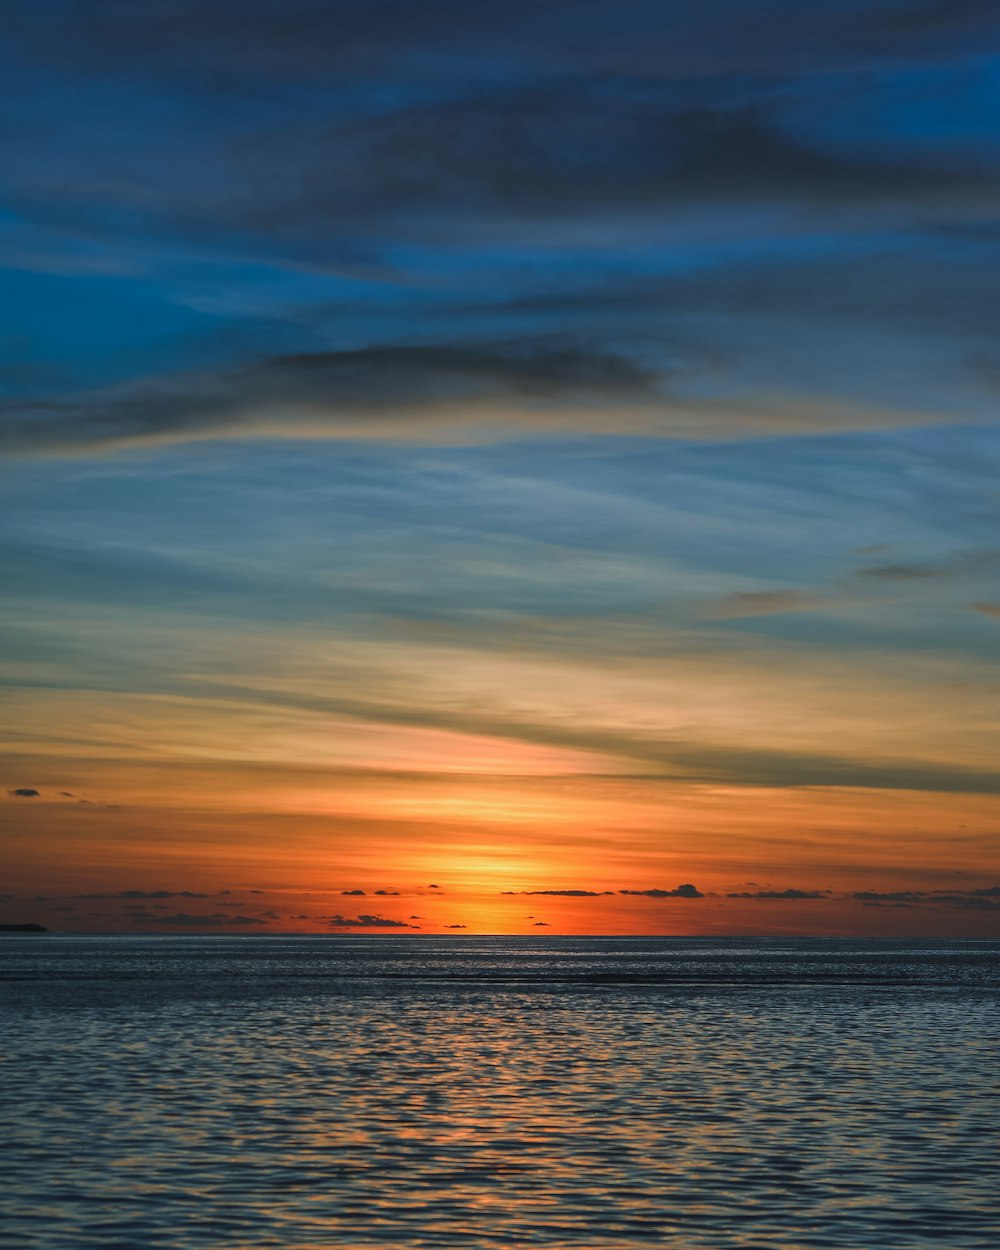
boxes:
[1,936,997,1249]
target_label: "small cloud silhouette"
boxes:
[727,889,829,899]
[619,884,704,899]
[327,913,415,928]
[503,888,601,896]
[445,923,466,929]
[7,788,39,798]
[341,889,366,896]
[851,890,920,903]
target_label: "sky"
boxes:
[2,0,999,937]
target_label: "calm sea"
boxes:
[1,936,997,1249]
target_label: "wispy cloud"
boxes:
[132,912,267,926]
[703,591,826,619]
[73,889,211,899]
[2,338,937,458]
[327,913,416,928]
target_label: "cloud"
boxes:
[854,562,944,582]
[341,888,366,895]
[1,331,940,459]
[503,885,704,897]
[6,4,1000,476]
[197,666,1000,796]
[18,1,1000,94]
[533,921,549,926]
[133,911,267,926]
[295,90,1000,242]
[726,889,830,900]
[373,889,400,895]
[875,0,1000,39]
[704,590,826,619]
[619,884,704,898]
[445,923,466,928]
[851,890,923,903]
[502,889,603,896]
[852,888,1000,910]
[851,552,1000,587]
[0,340,670,456]
[7,788,40,797]
[11,56,999,261]
[932,895,996,909]
[72,889,210,899]
[327,913,415,927]
[973,602,1000,617]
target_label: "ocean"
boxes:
[1,936,997,1249]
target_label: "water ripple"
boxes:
[1,937,997,1249]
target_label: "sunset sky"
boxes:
[2,0,999,936]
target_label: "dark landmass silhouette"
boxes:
[0,923,48,932]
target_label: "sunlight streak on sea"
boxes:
[1,936,997,1249]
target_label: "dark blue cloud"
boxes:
[4,0,1000,443]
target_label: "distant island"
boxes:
[0,923,47,933]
